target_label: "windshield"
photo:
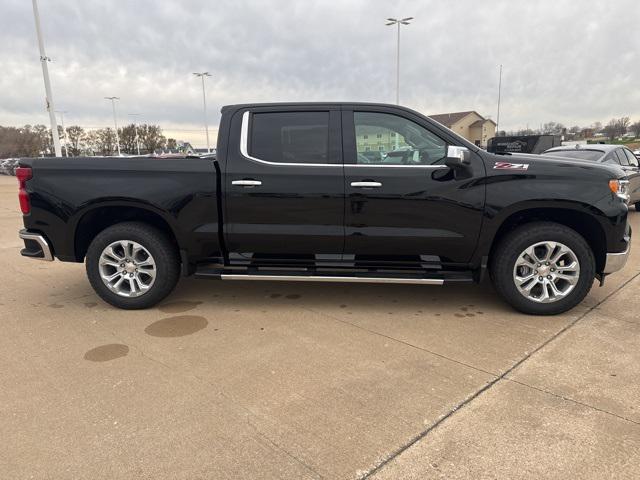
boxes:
[542,149,603,161]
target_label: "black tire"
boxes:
[490,222,595,315]
[86,222,179,309]
[635,202,640,211]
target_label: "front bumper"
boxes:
[19,229,53,261]
[603,231,631,275]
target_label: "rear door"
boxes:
[224,106,344,259]
[341,106,485,265]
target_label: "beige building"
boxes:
[429,111,497,148]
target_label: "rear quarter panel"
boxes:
[20,157,220,261]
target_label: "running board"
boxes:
[194,266,475,284]
[220,274,444,285]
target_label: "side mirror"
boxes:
[444,146,471,168]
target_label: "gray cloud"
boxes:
[1,0,639,145]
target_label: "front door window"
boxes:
[354,112,446,165]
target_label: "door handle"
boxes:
[350,181,382,188]
[232,179,262,186]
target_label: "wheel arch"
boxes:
[488,206,607,273]
[73,202,179,262]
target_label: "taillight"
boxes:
[16,167,32,214]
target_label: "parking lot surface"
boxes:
[1,175,639,479]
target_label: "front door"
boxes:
[224,107,344,260]
[342,107,485,265]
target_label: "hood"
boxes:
[486,152,626,179]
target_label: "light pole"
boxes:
[32,0,62,157]
[54,110,69,156]
[128,113,142,155]
[496,64,503,133]
[104,96,121,156]
[386,17,413,105]
[193,72,212,153]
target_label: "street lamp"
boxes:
[128,113,142,155]
[193,72,212,153]
[54,110,69,156]
[32,0,62,157]
[385,17,413,105]
[496,64,503,133]
[104,96,121,156]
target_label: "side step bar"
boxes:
[194,266,475,284]
[220,274,444,285]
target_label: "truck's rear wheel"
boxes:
[490,222,595,315]
[86,222,179,309]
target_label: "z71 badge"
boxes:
[493,161,529,170]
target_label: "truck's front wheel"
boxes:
[86,222,179,309]
[490,222,595,315]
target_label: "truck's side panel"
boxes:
[20,157,220,262]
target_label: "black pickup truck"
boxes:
[16,103,632,315]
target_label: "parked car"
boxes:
[542,145,640,210]
[16,102,632,315]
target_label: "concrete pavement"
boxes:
[0,175,638,479]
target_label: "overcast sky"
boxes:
[1,0,639,146]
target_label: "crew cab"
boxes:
[16,103,632,315]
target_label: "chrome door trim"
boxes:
[345,163,448,169]
[221,274,444,285]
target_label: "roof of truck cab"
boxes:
[221,102,409,111]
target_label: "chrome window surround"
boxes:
[239,110,447,169]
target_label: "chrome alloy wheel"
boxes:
[98,240,156,297]
[513,241,580,303]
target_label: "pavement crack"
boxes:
[357,270,640,479]
[246,419,326,480]
[505,378,640,426]
[307,307,497,378]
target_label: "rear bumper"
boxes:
[19,229,53,261]
[603,230,631,275]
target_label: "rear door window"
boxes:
[250,112,330,164]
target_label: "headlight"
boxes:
[609,179,630,203]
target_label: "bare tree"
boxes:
[541,122,565,135]
[631,121,640,138]
[65,126,85,156]
[138,124,166,153]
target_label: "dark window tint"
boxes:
[542,149,603,161]
[250,112,329,164]
[614,149,630,166]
